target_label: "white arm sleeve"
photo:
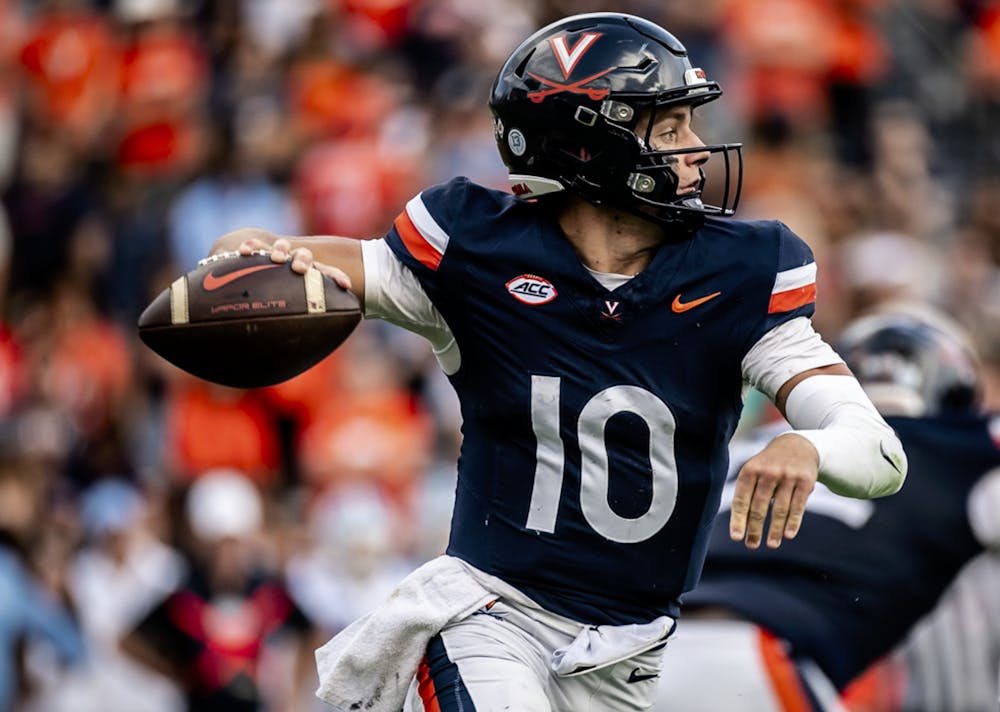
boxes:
[360,238,461,375]
[784,375,907,498]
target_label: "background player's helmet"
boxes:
[837,304,982,417]
[489,12,742,231]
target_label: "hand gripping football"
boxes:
[138,251,361,388]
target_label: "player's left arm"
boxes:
[730,363,907,550]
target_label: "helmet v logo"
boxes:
[550,33,602,79]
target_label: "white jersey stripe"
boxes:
[405,194,450,257]
[772,262,816,294]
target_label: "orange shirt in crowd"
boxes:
[45,313,133,440]
[115,21,208,174]
[722,0,888,124]
[294,137,423,237]
[299,386,433,506]
[18,6,118,148]
[163,379,281,485]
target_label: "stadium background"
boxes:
[0,0,998,710]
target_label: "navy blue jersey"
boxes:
[687,414,1000,688]
[384,177,819,625]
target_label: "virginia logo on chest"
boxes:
[601,299,622,321]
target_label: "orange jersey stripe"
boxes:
[394,210,443,271]
[758,629,811,712]
[416,656,442,712]
[768,283,816,314]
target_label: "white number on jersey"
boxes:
[526,375,679,543]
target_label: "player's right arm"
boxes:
[209,228,363,304]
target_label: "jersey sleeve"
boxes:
[761,222,818,331]
[740,222,838,398]
[383,177,482,286]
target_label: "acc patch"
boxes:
[506,274,557,305]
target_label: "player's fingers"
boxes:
[289,247,315,274]
[237,238,269,255]
[744,474,778,550]
[729,471,757,541]
[783,480,814,541]
[766,479,797,548]
[314,263,353,291]
[269,238,294,263]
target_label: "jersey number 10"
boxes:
[527,375,680,544]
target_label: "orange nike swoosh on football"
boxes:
[671,291,722,313]
[202,263,282,291]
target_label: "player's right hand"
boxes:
[238,237,353,291]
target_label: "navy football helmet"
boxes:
[489,12,742,231]
[838,304,982,417]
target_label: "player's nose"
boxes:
[677,136,709,194]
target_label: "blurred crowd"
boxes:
[0,0,998,710]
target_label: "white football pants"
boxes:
[403,599,666,712]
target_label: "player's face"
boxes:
[640,105,710,196]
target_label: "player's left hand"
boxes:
[729,433,819,549]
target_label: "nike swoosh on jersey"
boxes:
[202,263,282,291]
[671,291,721,313]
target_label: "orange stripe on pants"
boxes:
[758,629,812,712]
[416,655,442,712]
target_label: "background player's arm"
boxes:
[210,228,364,304]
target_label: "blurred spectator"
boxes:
[298,324,433,510]
[868,101,953,241]
[293,134,424,237]
[0,203,24,418]
[0,0,21,188]
[721,0,840,131]
[167,120,301,272]
[112,0,209,178]
[42,280,134,441]
[3,124,101,304]
[837,230,943,315]
[122,469,316,712]
[286,484,414,635]
[61,478,185,712]
[878,0,970,178]
[239,0,324,59]
[161,377,283,485]
[0,433,86,710]
[18,0,119,153]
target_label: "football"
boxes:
[138,251,361,388]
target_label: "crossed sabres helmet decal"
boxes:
[526,32,709,104]
[527,32,610,103]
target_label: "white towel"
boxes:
[550,616,675,677]
[314,555,495,712]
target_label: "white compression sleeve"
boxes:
[784,375,907,498]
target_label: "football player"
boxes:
[208,13,906,712]
[656,304,1000,711]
